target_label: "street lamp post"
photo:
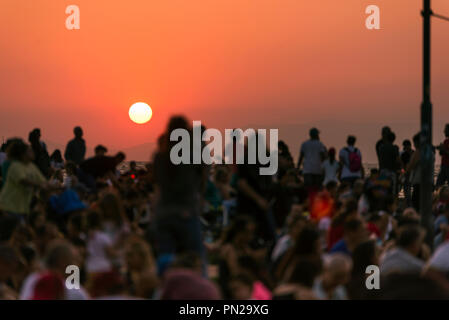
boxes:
[420,0,434,247]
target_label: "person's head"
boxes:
[44,240,78,275]
[29,128,41,142]
[32,271,65,300]
[344,218,368,247]
[328,147,336,161]
[379,273,449,299]
[403,139,412,151]
[352,240,379,275]
[347,135,356,146]
[321,253,353,288]
[94,145,108,156]
[7,140,33,163]
[114,152,126,164]
[288,256,323,288]
[381,126,391,139]
[74,126,83,139]
[413,132,421,149]
[129,161,137,170]
[444,123,449,138]
[50,149,63,163]
[293,225,321,256]
[309,127,320,140]
[396,225,426,257]
[98,192,126,226]
[125,236,155,273]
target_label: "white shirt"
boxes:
[339,146,362,179]
[322,159,339,185]
[300,140,326,175]
[86,231,113,273]
[427,241,449,273]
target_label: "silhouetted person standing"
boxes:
[28,128,51,178]
[65,126,86,165]
[297,128,327,190]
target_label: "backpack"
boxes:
[345,147,362,172]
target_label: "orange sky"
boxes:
[1,0,449,162]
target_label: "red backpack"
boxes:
[346,147,362,172]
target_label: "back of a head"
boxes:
[167,115,189,134]
[289,256,323,288]
[347,135,356,146]
[397,225,424,250]
[7,139,28,161]
[379,273,449,300]
[381,126,391,137]
[403,139,411,148]
[323,253,352,276]
[294,225,320,256]
[45,240,74,271]
[309,127,319,140]
[94,145,108,155]
[115,152,126,162]
[413,133,421,148]
[74,126,83,138]
[352,240,376,274]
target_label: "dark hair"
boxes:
[344,219,363,234]
[115,152,126,162]
[403,139,411,147]
[413,133,420,147]
[347,135,356,146]
[387,131,396,143]
[94,145,108,154]
[6,139,28,161]
[74,126,83,137]
[379,273,449,299]
[293,226,320,256]
[86,211,102,230]
[289,256,323,288]
[397,225,423,248]
[352,240,376,275]
[50,149,63,163]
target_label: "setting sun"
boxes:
[129,102,152,124]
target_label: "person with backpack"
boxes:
[339,135,364,186]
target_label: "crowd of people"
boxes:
[0,118,449,300]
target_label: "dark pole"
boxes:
[420,0,434,247]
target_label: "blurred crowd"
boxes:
[0,119,449,300]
